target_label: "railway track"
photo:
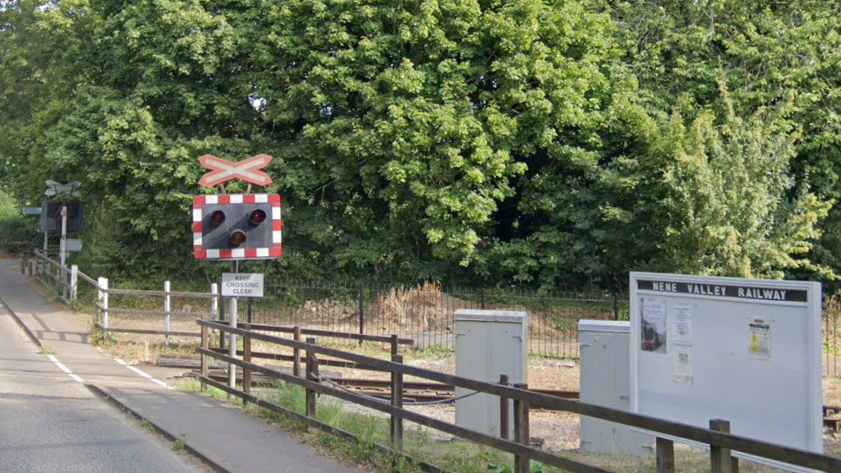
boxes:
[176,360,841,432]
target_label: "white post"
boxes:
[164,281,171,346]
[98,277,109,341]
[70,265,78,301]
[229,296,238,398]
[211,283,218,320]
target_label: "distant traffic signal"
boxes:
[39,200,83,233]
[193,194,281,260]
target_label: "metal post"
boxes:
[219,295,226,350]
[98,277,109,341]
[164,281,171,346]
[211,283,218,320]
[358,283,364,343]
[228,295,238,399]
[70,265,78,302]
[247,298,252,324]
[228,261,238,395]
[60,203,67,300]
[513,383,530,473]
[59,203,67,267]
[43,232,48,253]
[391,354,404,451]
[613,293,620,321]
[499,374,509,440]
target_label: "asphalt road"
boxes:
[0,304,202,473]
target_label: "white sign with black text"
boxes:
[221,273,264,298]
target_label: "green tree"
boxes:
[607,0,841,282]
[249,0,627,280]
[483,87,831,289]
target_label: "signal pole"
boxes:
[60,202,67,268]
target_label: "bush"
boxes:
[0,191,39,255]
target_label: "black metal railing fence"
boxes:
[825,295,841,377]
[241,280,628,359]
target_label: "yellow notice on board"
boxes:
[748,317,772,361]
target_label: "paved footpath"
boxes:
[0,259,362,473]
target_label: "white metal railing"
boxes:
[25,251,219,343]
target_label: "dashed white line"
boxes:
[127,365,153,379]
[115,357,173,390]
[47,354,84,383]
[47,353,172,389]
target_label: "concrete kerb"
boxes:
[0,292,43,349]
[85,383,232,473]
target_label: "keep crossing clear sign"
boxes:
[221,273,264,298]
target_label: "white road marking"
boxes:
[127,365,153,379]
[47,354,84,383]
[47,354,172,389]
[118,358,173,390]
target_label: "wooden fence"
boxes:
[197,319,841,473]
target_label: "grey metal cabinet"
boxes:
[454,310,527,438]
[578,320,652,455]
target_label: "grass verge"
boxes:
[176,379,569,473]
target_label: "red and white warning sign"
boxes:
[192,194,281,260]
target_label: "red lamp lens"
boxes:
[210,210,226,227]
[250,209,267,225]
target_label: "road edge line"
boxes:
[84,383,232,473]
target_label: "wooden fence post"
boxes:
[243,330,252,405]
[305,337,319,425]
[70,265,78,302]
[710,419,738,473]
[390,334,399,356]
[656,437,675,473]
[200,324,208,391]
[164,281,171,346]
[97,277,109,341]
[293,326,301,377]
[391,354,404,451]
[513,383,530,473]
[499,374,509,440]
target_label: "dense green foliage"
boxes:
[1,0,839,290]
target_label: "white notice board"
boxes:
[630,272,822,466]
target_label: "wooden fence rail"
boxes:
[197,319,841,473]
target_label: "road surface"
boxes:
[0,302,203,473]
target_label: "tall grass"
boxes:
[248,382,557,473]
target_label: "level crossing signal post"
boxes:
[193,154,280,398]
